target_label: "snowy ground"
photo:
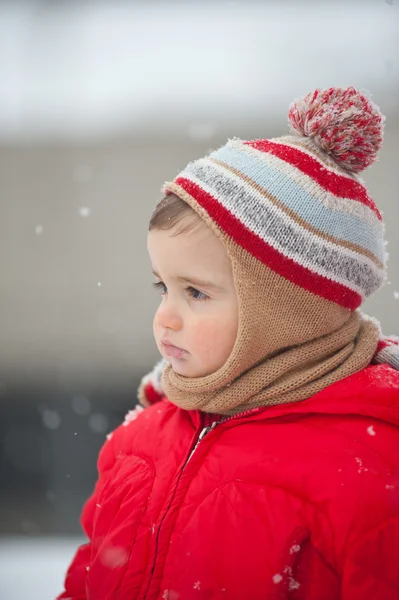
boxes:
[0,536,84,599]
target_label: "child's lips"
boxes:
[161,340,187,359]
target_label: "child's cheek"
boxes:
[190,316,225,359]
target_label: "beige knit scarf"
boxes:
[161,184,380,416]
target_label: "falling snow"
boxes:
[289,544,301,554]
[41,409,61,430]
[79,206,91,217]
[393,291,399,300]
[88,413,109,434]
[97,282,102,287]
[100,546,128,568]
[193,581,201,590]
[35,225,43,235]
[386,484,395,490]
[272,574,283,584]
[367,425,376,436]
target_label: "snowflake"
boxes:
[193,581,201,590]
[386,484,395,490]
[367,425,376,436]
[272,574,283,584]
[355,457,368,474]
[393,291,399,300]
[106,431,113,441]
[288,578,301,591]
[79,206,91,217]
[35,225,43,235]
[86,565,90,572]
[123,405,144,426]
[289,544,301,554]
[41,408,61,430]
[162,591,169,600]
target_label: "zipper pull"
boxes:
[198,422,217,440]
[187,421,218,464]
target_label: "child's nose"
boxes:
[156,300,183,332]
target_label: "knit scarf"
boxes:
[159,191,381,416]
[161,313,379,416]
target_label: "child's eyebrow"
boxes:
[152,269,223,291]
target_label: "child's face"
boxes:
[148,219,238,378]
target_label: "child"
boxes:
[58,87,399,600]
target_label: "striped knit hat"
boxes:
[159,87,390,414]
[165,87,386,310]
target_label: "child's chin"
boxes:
[168,358,198,378]
[170,362,193,377]
[169,359,211,379]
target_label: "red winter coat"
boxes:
[58,364,399,600]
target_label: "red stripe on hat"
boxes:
[376,340,389,354]
[244,140,382,220]
[173,177,362,310]
[377,337,399,352]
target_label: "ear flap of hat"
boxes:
[373,336,399,371]
[138,359,167,407]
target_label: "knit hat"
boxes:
[158,87,387,415]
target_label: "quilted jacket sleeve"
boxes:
[341,516,399,600]
[56,431,118,599]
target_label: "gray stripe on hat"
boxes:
[374,346,399,371]
[182,160,383,297]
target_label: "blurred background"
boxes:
[0,0,398,597]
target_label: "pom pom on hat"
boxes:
[163,85,387,310]
[288,87,385,174]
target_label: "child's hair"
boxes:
[149,194,201,235]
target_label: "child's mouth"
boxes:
[161,341,187,359]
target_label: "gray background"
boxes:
[0,1,398,597]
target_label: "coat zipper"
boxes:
[143,419,217,598]
[185,406,262,464]
[186,421,218,464]
[143,405,263,598]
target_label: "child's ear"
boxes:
[137,359,168,407]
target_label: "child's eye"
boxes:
[187,286,208,301]
[152,281,167,294]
